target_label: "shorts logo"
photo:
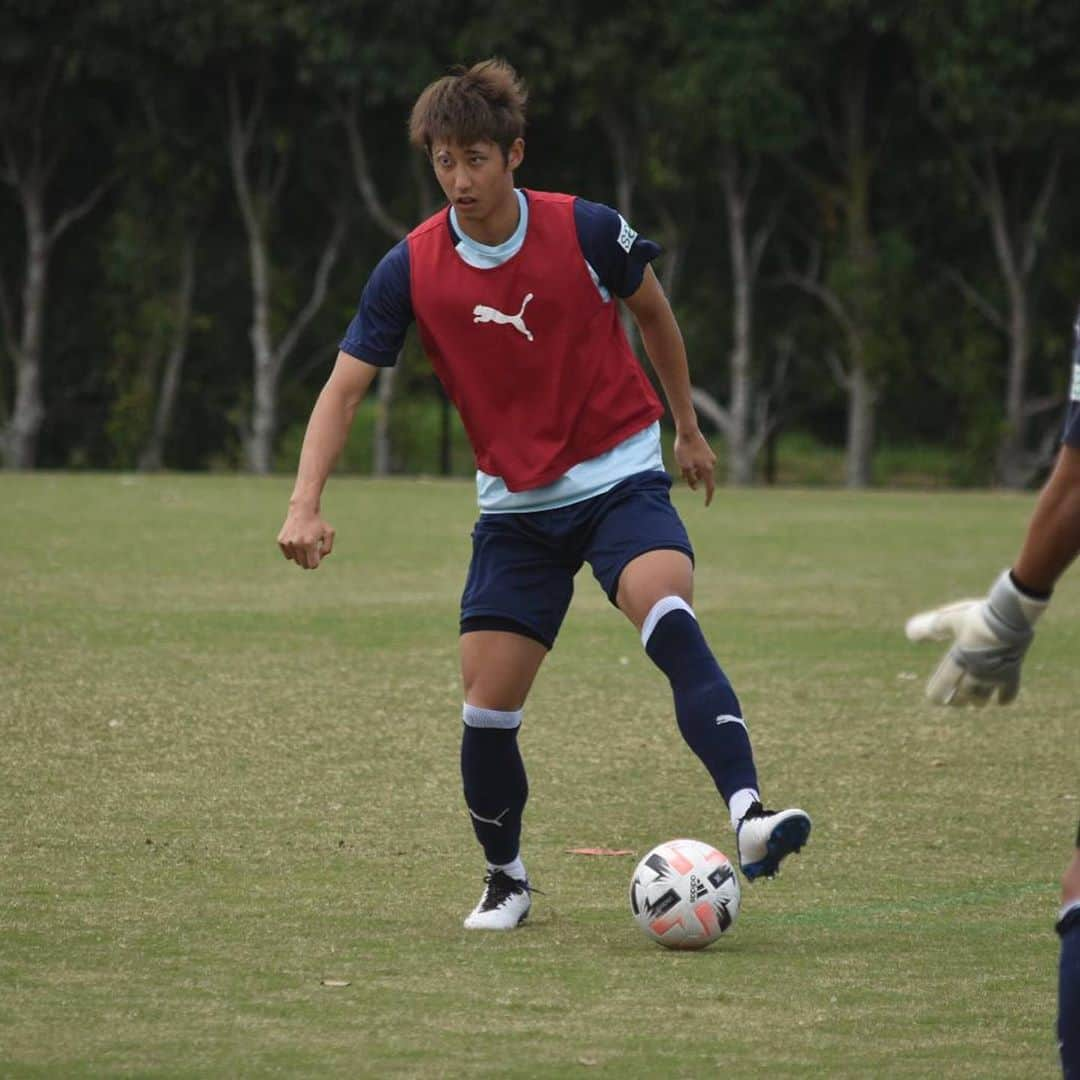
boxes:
[616,215,637,254]
[473,293,534,341]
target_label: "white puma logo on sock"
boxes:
[472,293,534,341]
[715,714,747,730]
[469,806,510,827]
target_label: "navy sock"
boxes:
[644,605,759,804]
[1061,917,1080,1078]
[460,708,528,866]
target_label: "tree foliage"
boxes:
[1,0,1078,484]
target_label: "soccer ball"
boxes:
[629,838,740,949]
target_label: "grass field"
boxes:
[2,473,1077,1078]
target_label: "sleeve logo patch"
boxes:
[617,215,638,254]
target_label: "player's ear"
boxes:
[506,137,524,172]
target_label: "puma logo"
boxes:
[715,714,747,730]
[473,293,534,341]
[468,806,510,827]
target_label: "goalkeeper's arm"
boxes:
[1012,443,1080,595]
[906,444,1080,706]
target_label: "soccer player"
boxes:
[905,308,1080,1074]
[1061,831,1080,1078]
[277,59,811,931]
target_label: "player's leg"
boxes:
[587,472,810,879]
[615,547,758,814]
[1059,828,1080,1078]
[459,629,546,929]
[617,549,810,879]
[457,513,576,929]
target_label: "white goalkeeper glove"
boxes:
[904,570,1049,706]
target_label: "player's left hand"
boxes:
[904,570,1048,706]
[674,429,717,506]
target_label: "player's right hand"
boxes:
[277,508,335,570]
[904,570,1048,706]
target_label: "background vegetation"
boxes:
[2,0,1079,487]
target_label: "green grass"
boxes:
[2,474,1077,1077]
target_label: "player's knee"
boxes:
[1062,851,1080,904]
[616,551,693,627]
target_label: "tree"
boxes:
[779,2,917,488]
[97,20,220,471]
[0,3,119,468]
[297,0,454,475]
[224,24,349,474]
[912,0,1080,486]
[664,2,806,484]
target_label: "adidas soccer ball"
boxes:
[629,838,740,950]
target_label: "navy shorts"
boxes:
[460,470,694,649]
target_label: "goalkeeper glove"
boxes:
[904,570,1048,706]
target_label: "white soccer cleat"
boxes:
[736,803,812,881]
[463,869,532,930]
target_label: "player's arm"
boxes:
[277,353,379,569]
[623,266,716,506]
[1012,444,1080,591]
[905,444,1080,705]
[279,239,412,569]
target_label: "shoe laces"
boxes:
[478,869,530,912]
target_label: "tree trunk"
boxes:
[997,296,1030,487]
[373,362,396,476]
[139,236,196,472]
[724,156,754,486]
[229,77,345,474]
[344,102,426,477]
[842,92,879,489]
[245,220,278,474]
[845,359,877,488]
[974,148,1059,488]
[5,186,48,468]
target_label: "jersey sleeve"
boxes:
[339,240,413,367]
[1065,308,1080,448]
[572,198,662,299]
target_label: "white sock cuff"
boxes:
[490,856,527,881]
[463,703,523,729]
[1059,898,1080,924]
[729,788,760,830]
[640,595,696,648]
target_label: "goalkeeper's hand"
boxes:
[904,570,1049,706]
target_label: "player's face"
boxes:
[430,138,523,227]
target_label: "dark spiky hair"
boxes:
[409,58,527,159]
